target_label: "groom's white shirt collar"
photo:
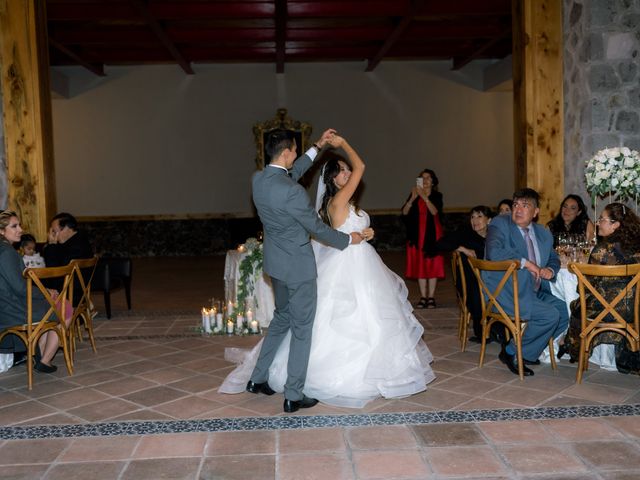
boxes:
[268,147,318,173]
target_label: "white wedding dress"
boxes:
[219,206,436,408]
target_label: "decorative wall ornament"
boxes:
[253,108,312,169]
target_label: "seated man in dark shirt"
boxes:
[43,212,93,303]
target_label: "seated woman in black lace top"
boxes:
[436,205,492,343]
[547,194,595,248]
[562,202,640,374]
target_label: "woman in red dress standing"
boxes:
[402,169,445,308]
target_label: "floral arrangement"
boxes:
[236,237,263,314]
[584,147,640,201]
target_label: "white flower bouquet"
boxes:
[584,147,640,200]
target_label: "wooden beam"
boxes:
[130,0,194,74]
[0,0,57,239]
[48,37,106,76]
[365,0,424,72]
[275,0,286,73]
[511,0,563,224]
[451,27,510,70]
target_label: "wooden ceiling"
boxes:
[46,0,513,76]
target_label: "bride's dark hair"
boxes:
[319,155,360,226]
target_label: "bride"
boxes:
[219,135,435,408]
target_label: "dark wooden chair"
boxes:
[91,257,132,319]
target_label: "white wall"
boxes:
[51,61,514,216]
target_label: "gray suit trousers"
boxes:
[250,276,317,401]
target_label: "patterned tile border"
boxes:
[2,404,639,440]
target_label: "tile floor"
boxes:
[0,254,639,479]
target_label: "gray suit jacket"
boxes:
[252,155,350,283]
[483,214,560,320]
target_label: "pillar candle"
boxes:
[250,319,259,333]
[227,320,234,334]
[216,313,223,330]
[202,308,212,333]
[236,314,244,330]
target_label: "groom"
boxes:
[248,128,363,413]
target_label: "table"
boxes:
[224,250,274,327]
[539,267,616,370]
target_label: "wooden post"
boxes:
[512,0,564,224]
[0,0,56,239]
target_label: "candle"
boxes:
[246,309,253,322]
[216,312,223,330]
[236,314,244,330]
[227,300,234,317]
[237,244,246,253]
[227,320,234,334]
[202,308,212,333]
[250,319,259,333]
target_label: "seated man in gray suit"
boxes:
[484,188,569,376]
[248,128,363,412]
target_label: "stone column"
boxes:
[564,0,640,208]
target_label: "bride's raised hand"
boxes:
[327,134,345,149]
[316,128,337,148]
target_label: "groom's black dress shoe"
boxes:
[523,358,540,366]
[246,380,276,396]
[283,396,319,413]
[499,347,534,376]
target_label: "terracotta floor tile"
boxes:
[478,420,553,444]
[571,440,640,470]
[207,430,276,456]
[91,375,157,396]
[0,390,29,408]
[541,418,625,441]
[454,397,523,411]
[279,453,355,480]
[435,375,502,396]
[59,436,140,461]
[14,379,79,398]
[0,464,49,479]
[120,457,202,480]
[347,425,418,450]
[112,359,166,375]
[561,382,635,404]
[200,455,275,480]
[412,423,486,447]
[45,461,127,480]
[109,409,175,422]
[431,358,477,375]
[65,369,127,387]
[133,433,208,458]
[461,365,521,384]
[540,395,606,407]
[498,444,588,474]
[481,384,556,407]
[603,416,640,438]
[599,471,640,480]
[405,387,474,410]
[167,374,220,393]
[0,438,71,465]
[0,400,57,426]
[16,412,82,426]
[278,428,346,453]
[152,395,224,419]
[67,398,141,422]
[352,450,431,479]
[38,387,110,409]
[122,385,189,407]
[424,445,506,476]
[136,366,197,384]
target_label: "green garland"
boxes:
[236,242,263,314]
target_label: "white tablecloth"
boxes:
[224,250,274,327]
[539,267,616,370]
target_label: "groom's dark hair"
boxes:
[265,129,296,164]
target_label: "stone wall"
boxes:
[564,0,640,208]
[78,212,470,257]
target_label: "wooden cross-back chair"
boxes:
[451,251,471,351]
[568,262,640,383]
[0,265,74,389]
[68,256,99,359]
[467,257,557,380]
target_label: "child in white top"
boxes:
[20,234,46,268]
